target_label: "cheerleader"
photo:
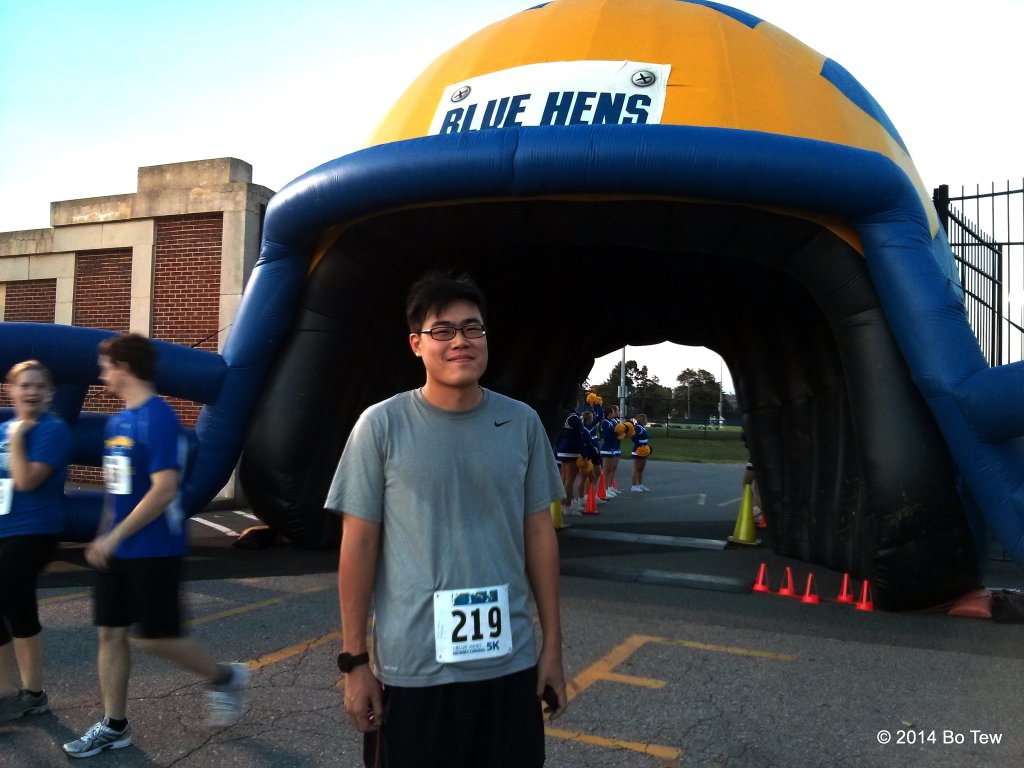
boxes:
[599,405,622,496]
[630,414,652,492]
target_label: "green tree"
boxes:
[673,368,722,422]
[592,360,672,420]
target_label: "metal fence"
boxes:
[934,181,1024,366]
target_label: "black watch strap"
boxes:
[337,651,370,673]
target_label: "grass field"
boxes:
[640,424,748,464]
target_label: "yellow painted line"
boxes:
[655,637,797,661]
[248,630,341,671]
[558,635,680,761]
[186,585,329,628]
[555,632,791,761]
[600,671,666,689]
[545,727,682,761]
[39,591,89,606]
[568,634,660,700]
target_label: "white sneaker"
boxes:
[63,719,132,758]
[207,663,250,727]
[639,485,650,492]
[564,504,583,517]
[631,485,643,493]
[595,497,606,505]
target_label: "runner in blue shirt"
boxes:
[0,361,70,722]
[64,334,249,759]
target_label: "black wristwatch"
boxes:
[337,651,370,673]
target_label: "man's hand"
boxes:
[536,645,568,720]
[85,533,117,570]
[343,664,384,732]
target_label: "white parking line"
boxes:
[233,510,261,521]
[718,496,741,507]
[698,493,706,505]
[189,516,240,537]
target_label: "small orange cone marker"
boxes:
[597,474,608,501]
[752,562,771,593]
[584,483,598,515]
[801,573,820,604]
[855,580,875,612]
[777,566,796,597]
[836,573,855,604]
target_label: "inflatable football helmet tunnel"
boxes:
[5,0,1024,610]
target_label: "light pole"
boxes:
[718,359,724,423]
[685,381,690,421]
[618,346,627,418]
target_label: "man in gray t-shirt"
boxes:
[326,272,567,768]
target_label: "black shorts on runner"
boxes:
[0,534,58,642]
[94,556,184,639]
[364,665,545,768]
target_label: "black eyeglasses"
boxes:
[417,323,487,341]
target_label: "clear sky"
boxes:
[2,0,1020,391]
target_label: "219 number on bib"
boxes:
[434,584,512,664]
[451,605,502,644]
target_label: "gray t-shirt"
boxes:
[325,387,564,687]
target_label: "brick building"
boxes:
[0,157,274,494]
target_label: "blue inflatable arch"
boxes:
[4,0,1023,611]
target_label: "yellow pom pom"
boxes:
[575,456,593,473]
[637,445,651,457]
[623,422,636,438]
[586,392,600,405]
[614,423,628,439]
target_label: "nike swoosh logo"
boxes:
[494,419,512,427]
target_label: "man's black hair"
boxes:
[98,333,158,382]
[405,271,487,332]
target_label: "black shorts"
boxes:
[364,665,545,768]
[94,556,184,639]
[0,534,58,642]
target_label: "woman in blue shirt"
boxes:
[0,360,71,722]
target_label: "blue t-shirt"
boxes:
[103,396,187,558]
[0,412,71,537]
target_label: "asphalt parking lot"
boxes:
[3,461,1024,767]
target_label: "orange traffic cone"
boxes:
[856,580,874,612]
[727,485,761,546]
[597,474,608,501]
[836,573,855,604]
[752,562,770,593]
[584,483,598,515]
[777,566,796,597]
[801,573,820,605]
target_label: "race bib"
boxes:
[0,478,12,515]
[434,584,513,664]
[103,455,132,495]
